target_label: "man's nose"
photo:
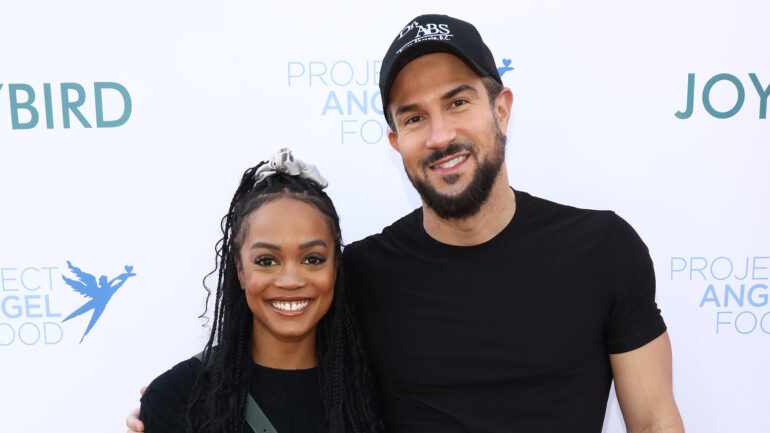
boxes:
[425,114,456,150]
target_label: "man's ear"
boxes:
[388,127,400,152]
[494,87,514,132]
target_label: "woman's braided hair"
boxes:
[185,161,382,433]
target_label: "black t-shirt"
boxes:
[139,355,327,433]
[342,190,666,433]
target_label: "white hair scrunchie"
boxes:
[253,148,328,189]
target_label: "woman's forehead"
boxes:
[243,197,334,243]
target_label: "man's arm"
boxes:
[610,331,684,433]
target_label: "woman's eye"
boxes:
[303,255,327,266]
[255,256,278,266]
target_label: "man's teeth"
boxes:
[270,300,310,311]
[435,155,467,169]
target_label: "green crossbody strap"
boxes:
[244,393,278,433]
[193,351,279,433]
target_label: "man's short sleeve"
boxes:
[340,240,366,306]
[603,214,667,354]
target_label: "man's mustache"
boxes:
[420,142,476,168]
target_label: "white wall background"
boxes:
[1,0,768,432]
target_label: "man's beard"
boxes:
[405,126,506,220]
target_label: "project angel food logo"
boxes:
[61,261,135,343]
[671,256,769,335]
[287,57,514,145]
[0,261,135,346]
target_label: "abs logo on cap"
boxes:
[396,20,453,54]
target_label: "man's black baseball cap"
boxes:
[379,14,502,124]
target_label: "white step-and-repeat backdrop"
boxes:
[1,1,768,432]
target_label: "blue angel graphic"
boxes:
[61,261,136,343]
[497,58,514,77]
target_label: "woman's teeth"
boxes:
[269,300,310,311]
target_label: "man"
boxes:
[128,14,683,433]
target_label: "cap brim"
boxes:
[383,40,497,121]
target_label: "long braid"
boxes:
[231,299,251,433]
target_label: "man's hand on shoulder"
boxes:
[610,332,685,433]
[125,386,146,433]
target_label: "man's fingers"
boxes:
[124,385,148,432]
[125,407,144,432]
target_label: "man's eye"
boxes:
[255,256,278,266]
[303,255,327,266]
[451,99,467,107]
[404,115,422,125]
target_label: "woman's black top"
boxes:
[139,355,327,433]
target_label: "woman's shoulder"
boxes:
[139,354,202,432]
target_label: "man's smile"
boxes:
[428,152,470,174]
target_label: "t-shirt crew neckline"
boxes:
[416,187,524,250]
[250,361,320,376]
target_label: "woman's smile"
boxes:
[267,297,314,315]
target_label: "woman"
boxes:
[138,149,382,433]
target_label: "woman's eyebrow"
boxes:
[249,240,328,250]
[299,239,328,249]
[250,241,280,251]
